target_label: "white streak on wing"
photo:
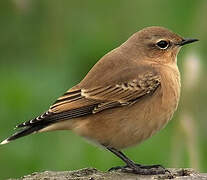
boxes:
[0,138,9,145]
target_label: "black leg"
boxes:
[107,147,168,175]
[107,147,140,168]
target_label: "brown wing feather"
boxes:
[16,70,161,128]
[82,72,160,102]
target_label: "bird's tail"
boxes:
[0,124,46,145]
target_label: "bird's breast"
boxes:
[143,64,181,138]
[122,66,181,148]
[160,65,181,114]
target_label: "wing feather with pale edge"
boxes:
[17,70,161,128]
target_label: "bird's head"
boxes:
[123,26,198,64]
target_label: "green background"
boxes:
[0,0,207,179]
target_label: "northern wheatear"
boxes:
[1,26,198,175]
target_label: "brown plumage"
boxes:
[1,26,198,175]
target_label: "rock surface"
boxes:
[8,168,207,180]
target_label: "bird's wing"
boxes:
[17,69,161,128]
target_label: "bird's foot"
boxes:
[109,164,170,175]
[108,163,141,171]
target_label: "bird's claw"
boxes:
[109,164,169,175]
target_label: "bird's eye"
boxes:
[156,40,169,49]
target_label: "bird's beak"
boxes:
[177,38,199,46]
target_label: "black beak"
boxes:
[177,38,199,46]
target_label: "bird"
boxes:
[1,26,198,175]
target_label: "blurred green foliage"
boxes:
[0,0,207,179]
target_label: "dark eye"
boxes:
[156,40,169,49]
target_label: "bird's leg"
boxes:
[107,147,141,170]
[107,147,167,175]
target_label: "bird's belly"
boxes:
[73,87,179,150]
[110,91,178,149]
